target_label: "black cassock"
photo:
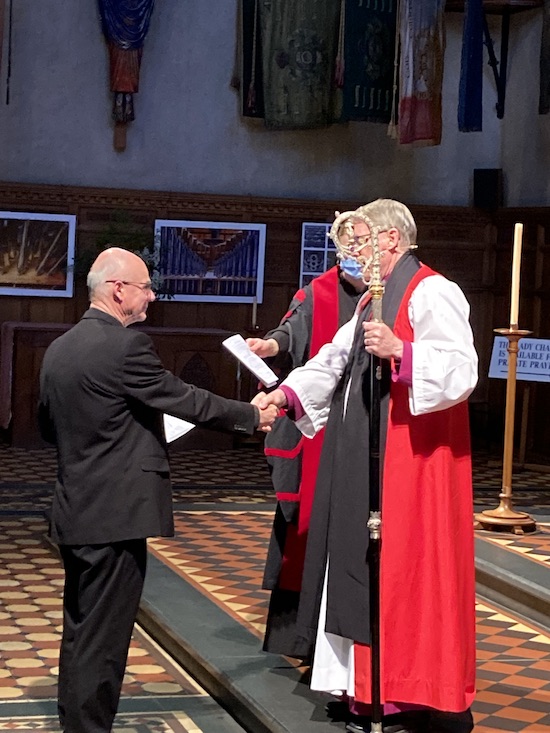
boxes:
[262,272,360,659]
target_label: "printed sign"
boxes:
[488,336,550,383]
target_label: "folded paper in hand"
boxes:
[163,414,195,443]
[222,334,278,388]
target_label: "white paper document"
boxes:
[163,414,195,443]
[222,334,279,388]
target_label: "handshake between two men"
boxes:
[251,389,287,422]
[255,400,281,431]
[250,318,404,429]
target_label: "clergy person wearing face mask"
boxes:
[253,199,478,733]
[246,240,366,662]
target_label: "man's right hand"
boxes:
[255,403,280,432]
[246,337,279,358]
[252,389,288,411]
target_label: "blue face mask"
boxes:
[340,257,363,279]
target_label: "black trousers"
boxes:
[58,539,147,733]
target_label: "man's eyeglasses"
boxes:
[352,235,373,249]
[105,280,154,292]
[351,230,387,250]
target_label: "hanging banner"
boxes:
[259,0,340,129]
[398,0,445,146]
[458,0,483,132]
[342,0,397,124]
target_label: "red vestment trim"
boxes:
[282,289,306,321]
[278,267,341,591]
[276,492,301,502]
[264,437,305,460]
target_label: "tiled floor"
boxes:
[1,446,550,517]
[1,445,550,732]
[474,603,550,732]
[148,511,274,637]
[0,447,272,487]
[1,445,550,489]
[482,529,550,569]
[0,712,205,731]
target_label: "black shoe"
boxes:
[325,699,351,722]
[345,717,371,733]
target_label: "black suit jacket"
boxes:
[38,308,257,545]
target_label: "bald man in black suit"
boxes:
[39,247,277,733]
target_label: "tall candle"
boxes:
[251,297,258,328]
[510,222,523,327]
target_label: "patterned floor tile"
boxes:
[171,487,273,505]
[479,528,550,567]
[473,465,550,489]
[148,512,273,636]
[0,447,272,487]
[0,449,58,485]
[0,444,549,493]
[0,518,244,733]
[0,711,205,731]
[1,446,549,517]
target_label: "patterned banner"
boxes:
[398,0,445,146]
[259,0,341,129]
[342,0,397,124]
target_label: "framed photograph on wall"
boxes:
[0,211,76,297]
[300,222,336,287]
[154,219,267,303]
